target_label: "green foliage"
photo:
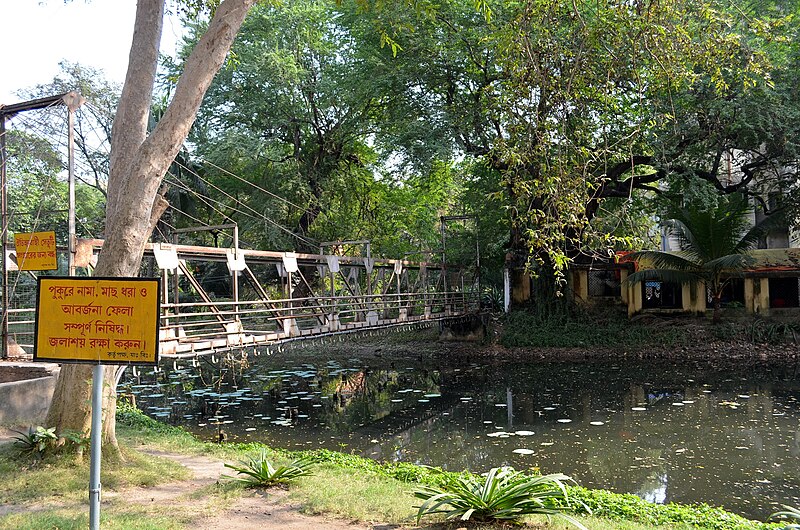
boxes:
[116,400,191,436]
[413,466,587,527]
[223,449,314,487]
[770,505,800,529]
[570,486,780,529]
[499,309,683,349]
[481,286,504,311]
[289,448,774,529]
[12,426,57,457]
[747,319,799,345]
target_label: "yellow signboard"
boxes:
[15,231,58,271]
[35,277,161,365]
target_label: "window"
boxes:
[707,278,745,308]
[642,281,683,309]
[588,269,621,297]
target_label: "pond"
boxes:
[122,340,800,521]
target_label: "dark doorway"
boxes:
[769,277,800,308]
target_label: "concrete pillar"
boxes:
[620,269,629,304]
[572,269,589,303]
[682,281,706,314]
[628,281,643,316]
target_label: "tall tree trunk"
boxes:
[44,0,257,455]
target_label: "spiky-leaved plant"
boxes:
[414,466,587,528]
[771,505,800,529]
[223,449,314,487]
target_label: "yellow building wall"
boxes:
[572,269,589,303]
[627,280,643,316]
[511,270,531,305]
[682,281,706,314]
[744,278,770,315]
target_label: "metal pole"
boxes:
[61,91,84,277]
[89,363,104,530]
[67,104,77,276]
[0,117,7,359]
[233,225,239,320]
[440,217,447,305]
[475,217,481,309]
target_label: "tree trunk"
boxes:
[44,0,256,454]
[713,293,722,324]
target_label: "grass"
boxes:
[0,406,785,530]
[290,463,417,523]
[0,443,188,505]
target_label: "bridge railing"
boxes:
[159,289,479,356]
[2,238,480,358]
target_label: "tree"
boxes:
[17,62,120,202]
[625,193,770,323]
[45,0,258,455]
[361,0,795,304]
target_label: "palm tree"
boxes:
[627,194,775,323]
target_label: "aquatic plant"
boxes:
[223,449,314,487]
[771,505,800,529]
[413,466,587,528]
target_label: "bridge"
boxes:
[3,233,481,360]
[0,95,482,361]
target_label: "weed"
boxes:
[12,426,57,458]
[748,320,799,345]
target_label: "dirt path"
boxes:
[136,450,386,529]
[0,432,396,529]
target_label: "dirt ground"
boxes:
[117,449,393,530]
[0,431,399,529]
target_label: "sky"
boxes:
[0,0,185,104]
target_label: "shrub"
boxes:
[223,449,314,487]
[413,466,587,528]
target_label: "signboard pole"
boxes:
[89,363,103,530]
[34,277,160,528]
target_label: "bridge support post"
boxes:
[283,318,299,337]
[326,313,340,331]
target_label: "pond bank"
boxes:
[1,407,785,529]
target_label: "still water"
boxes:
[122,344,800,520]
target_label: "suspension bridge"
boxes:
[0,93,482,361]
[4,235,480,359]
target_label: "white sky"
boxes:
[0,0,185,104]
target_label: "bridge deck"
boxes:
[4,239,479,359]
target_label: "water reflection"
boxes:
[122,351,800,520]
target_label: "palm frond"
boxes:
[627,250,699,271]
[703,253,755,272]
[626,268,702,286]
[770,504,800,529]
